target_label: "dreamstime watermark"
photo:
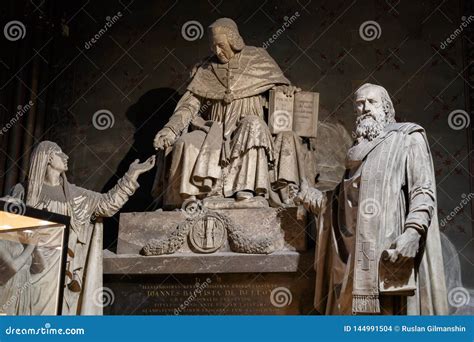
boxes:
[4,20,26,41]
[198,100,212,115]
[262,12,300,49]
[5,323,85,335]
[174,278,212,315]
[270,286,292,308]
[92,287,115,308]
[3,198,26,218]
[260,207,285,227]
[439,193,474,229]
[92,109,115,130]
[359,198,381,219]
[440,16,474,50]
[359,21,382,41]
[76,206,98,223]
[2,281,33,313]
[448,109,470,130]
[181,197,203,219]
[0,101,34,136]
[181,20,204,41]
[272,110,293,131]
[84,11,123,50]
[448,286,470,308]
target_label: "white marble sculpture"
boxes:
[0,230,45,315]
[296,83,448,315]
[10,141,155,315]
[153,18,303,208]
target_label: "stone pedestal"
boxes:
[103,206,316,315]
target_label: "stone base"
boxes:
[104,250,301,274]
[104,206,315,315]
[117,206,309,255]
[103,251,316,315]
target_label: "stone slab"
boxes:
[103,250,301,274]
[117,207,308,255]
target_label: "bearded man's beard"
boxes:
[355,114,386,142]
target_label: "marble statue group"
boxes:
[1,17,448,316]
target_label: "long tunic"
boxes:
[163,92,275,205]
[157,46,300,207]
[313,123,448,315]
[15,173,139,315]
[0,240,33,315]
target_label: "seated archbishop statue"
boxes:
[152,18,318,208]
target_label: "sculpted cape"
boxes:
[156,46,294,205]
[187,45,290,102]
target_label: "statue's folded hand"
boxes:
[389,228,421,262]
[294,179,323,214]
[274,84,301,97]
[153,128,176,150]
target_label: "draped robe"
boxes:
[153,46,308,207]
[12,174,139,315]
[0,241,33,315]
[313,123,448,315]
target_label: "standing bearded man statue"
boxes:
[153,18,302,207]
[296,83,448,315]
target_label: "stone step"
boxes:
[103,249,301,274]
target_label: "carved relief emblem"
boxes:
[188,212,227,253]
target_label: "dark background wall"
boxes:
[1,0,473,286]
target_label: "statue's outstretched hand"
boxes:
[127,155,156,180]
[294,179,323,214]
[153,128,176,150]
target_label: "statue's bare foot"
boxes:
[235,191,254,201]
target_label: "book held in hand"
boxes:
[379,249,416,296]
